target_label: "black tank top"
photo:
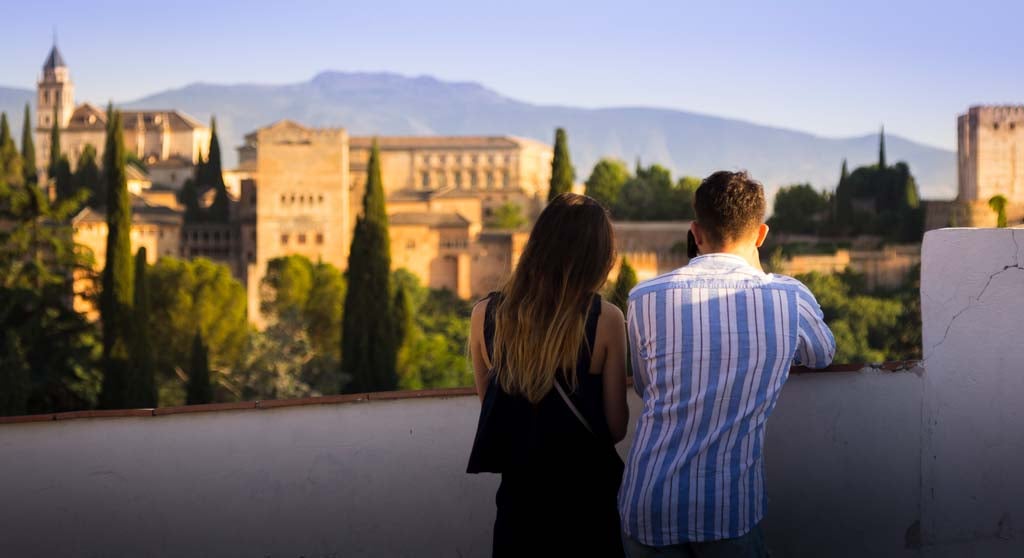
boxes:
[467,292,616,474]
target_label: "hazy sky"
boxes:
[2,0,1021,150]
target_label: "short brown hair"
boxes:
[694,170,766,245]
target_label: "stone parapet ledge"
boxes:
[0,362,920,426]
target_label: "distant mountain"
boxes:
[0,86,33,134]
[1,74,957,199]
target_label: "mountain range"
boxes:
[0,73,956,200]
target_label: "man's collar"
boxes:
[687,253,764,273]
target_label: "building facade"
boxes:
[235,121,554,322]
[958,106,1024,205]
[34,45,209,179]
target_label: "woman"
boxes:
[467,193,629,557]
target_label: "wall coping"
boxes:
[0,361,921,426]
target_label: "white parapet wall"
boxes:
[0,228,1022,557]
[920,228,1024,554]
[1,372,924,558]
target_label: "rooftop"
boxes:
[42,44,66,71]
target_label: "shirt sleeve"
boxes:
[627,296,646,397]
[794,285,836,369]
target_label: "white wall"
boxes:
[920,228,1024,554]
[1,370,926,558]
[2,228,1023,557]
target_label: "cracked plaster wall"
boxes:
[921,228,1024,552]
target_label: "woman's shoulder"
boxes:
[598,298,624,324]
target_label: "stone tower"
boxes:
[37,43,75,130]
[957,105,1024,205]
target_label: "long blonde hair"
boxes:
[492,193,615,403]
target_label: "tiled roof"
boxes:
[125,164,149,181]
[388,211,470,227]
[350,136,523,150]
[387,187,481,202]
[63,104,207,132]
[72,196,183,227]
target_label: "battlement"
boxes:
[966,105,1024,122]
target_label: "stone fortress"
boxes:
[925,105,1024,228]
[43,45,559,322]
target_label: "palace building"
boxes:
[42,35,555,325]
[35,44,209,179]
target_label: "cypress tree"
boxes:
[547,127,575,201]
[204,117,231,222]
[0,333,30,416]
[130,247,157,408]
[21,103,36,185]
[186,331,213,405]
[48,107,61,180]
[98,108,135,409]
[878,126,887,169]
[609,257,638,316]
[392,282,413,350]
[834,158,851,227]
[0,113,23,188]
[74,144,102,207]
[341,139,397,393]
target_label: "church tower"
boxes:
[37,43,74,130]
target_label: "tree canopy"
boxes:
[584,157,630,210]
[342,140,401,393]
[548,128,574,201]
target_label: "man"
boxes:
[619,171,835,557]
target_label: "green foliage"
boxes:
[831,158,922,241]
[74,144,102,208]
[393,270,473,390]
[0,166,100,415]
[615,164,697,220]
[98,109,135,410]
[194,117,230,222]
[797,270,920,363]
[608,257,637,315]
[179,178,202,222]
[584,158,630,209]
[235,255,349,399]
[548,127,575,201]
[0,332,30,416]
[147,257,248,405]
[130,248,156,408]
[186,331,213,404]
[342,140,400,393]
[988,195,1008,228]
[767,184,830,235]
[878,127,887,169]
[0,113,24,189]
[48,108,61,182]
[21,104,37,185]
[487,202,527,229]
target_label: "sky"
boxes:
[2,0,1022,150]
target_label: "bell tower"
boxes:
[37,42,74,130]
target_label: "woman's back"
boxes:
[465,193,628,557]
[469,292,625,557]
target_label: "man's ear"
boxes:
[755,223,769,248]
[691,222,705,247]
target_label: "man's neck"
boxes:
[698,246,763,272]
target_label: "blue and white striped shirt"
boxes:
[619,253,835,545]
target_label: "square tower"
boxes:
[957,106,1024,204]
